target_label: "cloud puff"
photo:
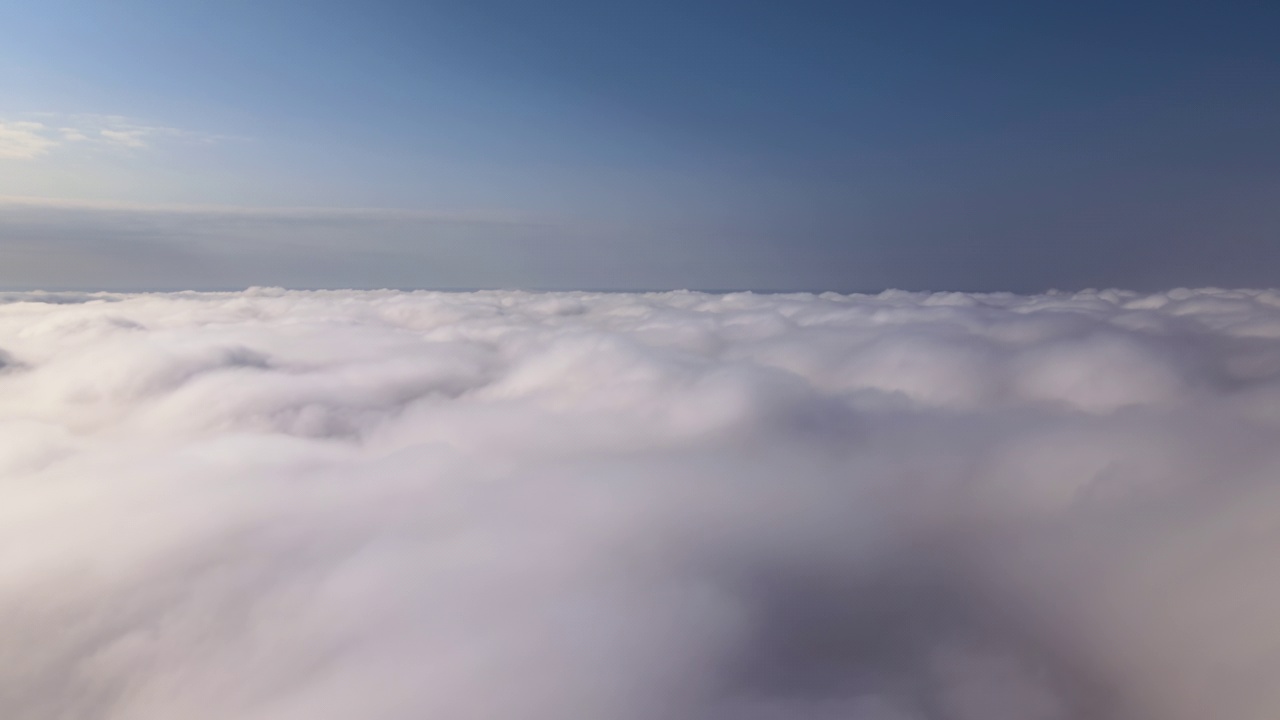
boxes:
[2,287,1280,719]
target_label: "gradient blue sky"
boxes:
[1,0,1278,291]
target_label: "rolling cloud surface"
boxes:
[3,287,1280,719]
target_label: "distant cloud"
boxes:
[0,194,537,223]
[0,121,58,159]
[99,128,150,148]
[0,113,225,159]
[0,196,563,291]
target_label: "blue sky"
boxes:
[1,0,1278,290]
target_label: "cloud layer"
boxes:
[3,287,1280,719]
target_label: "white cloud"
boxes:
[0,113,222,159]
[0,121,57,159]
[1,288,1280,719]
[99,127,150,148]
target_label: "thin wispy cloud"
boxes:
[0,194,544,224]
[99,127,150,148]
[0,195,572,291]
[58,127,90,142]
[0,121,58,159]
[0,113,227,159]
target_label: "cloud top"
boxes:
[2,287,1280,719]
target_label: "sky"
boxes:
[1,0,1277,291]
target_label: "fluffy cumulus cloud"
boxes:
[3,287,1280,719]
